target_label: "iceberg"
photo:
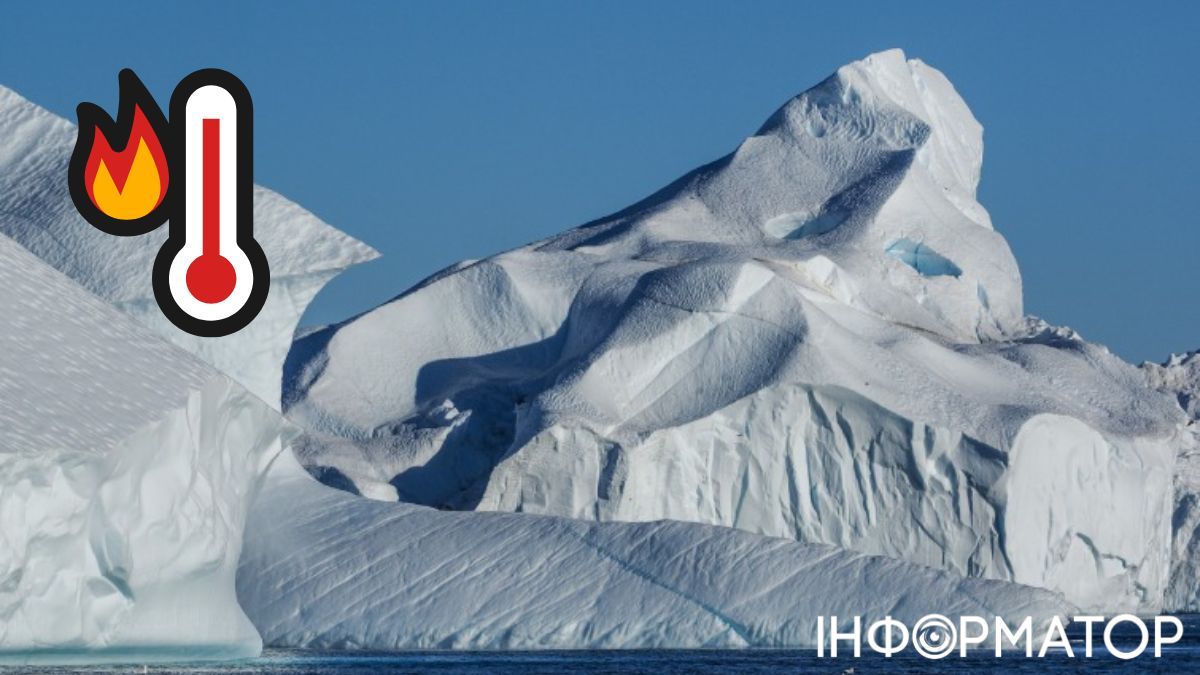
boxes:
[0,81,372,663]
[0,49,1187,657]
[282,50,1187,614]
[0,235,292,664]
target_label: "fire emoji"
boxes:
[83,105,168,220]
[68,68,269,338]
[69,70,171,236]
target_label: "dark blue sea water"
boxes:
[2,646,1198,674]
[5,615,1198,674]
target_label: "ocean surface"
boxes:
[4,615,1198,674]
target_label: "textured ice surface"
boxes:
[283,50,1187,613]
[1147,350,1200,420]
[1145,351,1200,611]
[0,236,292,663]
[0,84,378,406]
[238,451,1071,649]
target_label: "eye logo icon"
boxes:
[68,69,269,337]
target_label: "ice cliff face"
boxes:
[0,84,378,406]
[1145,351,1200,611]
[284,50,1186,614]
[0,236,292,663]
[239,451,1070,649]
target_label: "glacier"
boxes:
[0,235,292,663]
[282,49,1188,614]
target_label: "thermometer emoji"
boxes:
[153,70,268,337]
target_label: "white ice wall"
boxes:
[0,236,292,663]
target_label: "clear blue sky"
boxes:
[2,1,1197,363]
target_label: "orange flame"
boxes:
[81,104,169,220]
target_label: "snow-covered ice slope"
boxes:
[1145,351,1200,611]
[238,451,1070,649]
[0,84,378,406]
[0,235,292,663]
[283,50,1186,613]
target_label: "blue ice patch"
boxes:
[885,238,962,278]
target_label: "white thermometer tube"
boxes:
[166,84,255,321]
